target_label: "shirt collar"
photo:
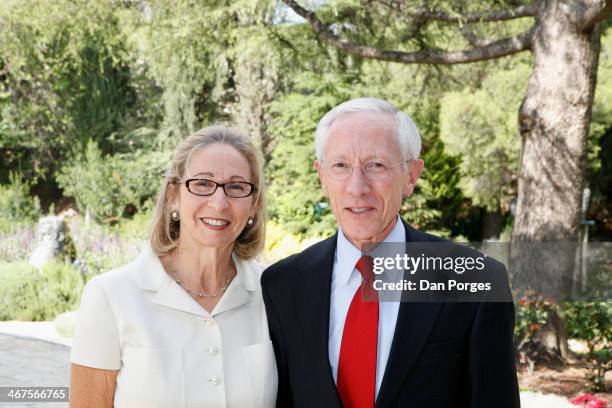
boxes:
[137,245,256,292]
[137,244,257,317]
[335,215,405,285]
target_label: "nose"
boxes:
[345,167,370,196]
[207,187,230,211]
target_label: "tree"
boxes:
[0,0,151,205]
[439,61,531,238]
[263,22,468,238]
[281,0,612,359]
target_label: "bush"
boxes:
[564,301,612,392]
[57,140,167,223]
[112,209,152,241]
[0,261,83,321]
[0,222,36,262]
[0,172,40,222]
[262,221,323,263]
[39,260,84,316]
[514,295,550,350]
[0,262,43,320]
[67,216,145,279]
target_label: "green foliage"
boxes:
[39,260,84,316]
[0,0,610,248]
[67,217,145,279]
[0,262,42,320]
[439,62,530,211]
[586,347,611,392]
[0,221,35,260]
[588,29,612,171]
[0,0,139,184]
[267,88,346,237]
[0,260,83,321]
[0,172,40,221]
[587,30,612,233]
[514,295,550,349]
[262,221,323,263]
[564,301,612,392]
[57,140,166,222]
[112,209,153,241]
[565,301,612,348]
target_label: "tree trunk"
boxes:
[533,305,573,362]
[231,15,278,160]
[511,0,603,359]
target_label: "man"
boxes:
[261,98,519,407]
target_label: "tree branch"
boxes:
[575,0,612,30]
[382,1,537,23]
[282,0,534,65]
[460,25,490,48]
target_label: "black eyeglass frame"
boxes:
[182,178,257,198]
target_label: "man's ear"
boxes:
[403,159,424,198]
[314,160,328,197]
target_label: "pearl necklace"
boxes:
[169,254,235,298]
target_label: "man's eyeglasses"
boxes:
[324,160,406,181]
[183,178,256,198]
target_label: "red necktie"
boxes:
[337,255,379,408]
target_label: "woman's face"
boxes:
[173,143,256,251]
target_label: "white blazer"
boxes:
[71,245,278,408]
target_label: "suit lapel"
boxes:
[294,233,343,406]
[375,220,444,408]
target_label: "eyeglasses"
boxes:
[324,160,406,181]
[183,178,256,198]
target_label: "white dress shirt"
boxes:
[71,245,277,408]
[328,216,405,397]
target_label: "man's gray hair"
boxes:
[315,97,422,163]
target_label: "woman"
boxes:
[70,126,277,407]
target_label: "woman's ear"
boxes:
[166,183,179,208]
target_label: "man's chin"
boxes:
[342,228,380,248]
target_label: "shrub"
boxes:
[67,216,145,279]
[514,294,551,351]
[0,261,83,321]
[57,140,167,223]
[0,222,36,262]
[0,262,43,320]
[112,209,152,241]
[564,301,612,392]
[0,172,40,222]
[39,260,84,316]
[262,221,323,263]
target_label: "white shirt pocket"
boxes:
[242,340,278,408]
[115,346,184,408]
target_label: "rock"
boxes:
[29,216,69,269]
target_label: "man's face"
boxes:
[315,112,423,248]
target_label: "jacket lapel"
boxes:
[294,233,343,406]
[375,220,444,407]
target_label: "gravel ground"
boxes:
[521,391,574,408]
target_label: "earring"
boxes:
[247,218,254,226]
[171,210,180,221]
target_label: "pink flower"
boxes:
[571,394,608,408]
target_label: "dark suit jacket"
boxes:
[261,219,520,408]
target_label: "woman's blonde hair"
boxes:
[150,126,265,259]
